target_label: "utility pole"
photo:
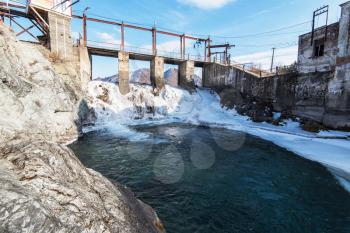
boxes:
[270,48,276,72]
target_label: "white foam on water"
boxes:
[86,80,350,191]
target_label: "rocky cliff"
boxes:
[0,24,82,144]
[0,22,163,233]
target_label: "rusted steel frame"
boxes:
[73,15,152,31]
[0,11,14,17]
[0,6,32,19]
[152,27,157,55]
[83,13,87,47]
[121,22,125,50]
[204,40,208,62]
[207,38,211,61]
[29,18,46,35]
[72,15,207,41]
[157,29,179,37]
[16,24,35,36]
[180,35,183,59]
[29,6,49,29]
[11,18,37,40]
[155,29,205,41]
[182,35,186,59]
[31,11,48,33]
[0,2,27,9]
[311,5,328,46]
[207,44,230,49]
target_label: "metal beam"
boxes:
[0,2,27,9]
[180,35,183,59]
[72,14,207,42]
[0,7,31,19]
[29,18,46,35]
[83,13,87,47]
[16,24,35,36]
[152,27,157,55]
[29,6,49,30]
[121,22,125,50]
[11,18,38,41]
[311,5,329,46]
[207,43,234,49]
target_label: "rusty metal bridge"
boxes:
[0,0,278,81]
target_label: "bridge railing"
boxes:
[86,39,208,63]
[231,62,298,78]
[86,40,121,51]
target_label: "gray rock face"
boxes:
[131,68,151,85]
[0,141,163,233]
[0,22,164,233]
[0,23,81,144]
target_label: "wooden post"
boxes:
[121,22,125,51]
[83,13,87,47]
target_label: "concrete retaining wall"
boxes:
[203,63,350,129]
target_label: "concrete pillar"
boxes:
[79,45,92,91]
[150,57,165,91]
[202,63,230,88]
[118,51,130,95]
[48,12,73,60]
[337,1,350,58]
[179,60,195,90]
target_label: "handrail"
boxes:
[86,40,207,62]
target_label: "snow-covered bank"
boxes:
[86,81,350,191]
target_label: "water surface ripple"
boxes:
[70,124,350,233]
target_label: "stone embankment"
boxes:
[0,22,163,233]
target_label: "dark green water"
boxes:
[69,124,350,233]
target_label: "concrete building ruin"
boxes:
[27,0,74,59]
[297,1,350,74]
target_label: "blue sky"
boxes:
[67,0,345,77]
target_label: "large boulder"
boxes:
[0,141,163,233]
[0,23,81,144]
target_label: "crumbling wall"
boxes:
[204,63,349,129]
[297,23,339,73]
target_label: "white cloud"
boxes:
[177,0,235,10]
[144,40,183,54]
[95,31,131,49]
[96,32,122,45]
[232,46,298,70]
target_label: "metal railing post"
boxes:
[83,13,87,47]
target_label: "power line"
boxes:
[234,41,298,48]
[207,21,312,39]
[72,9,311,40]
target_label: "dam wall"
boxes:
[203,63,349,130]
